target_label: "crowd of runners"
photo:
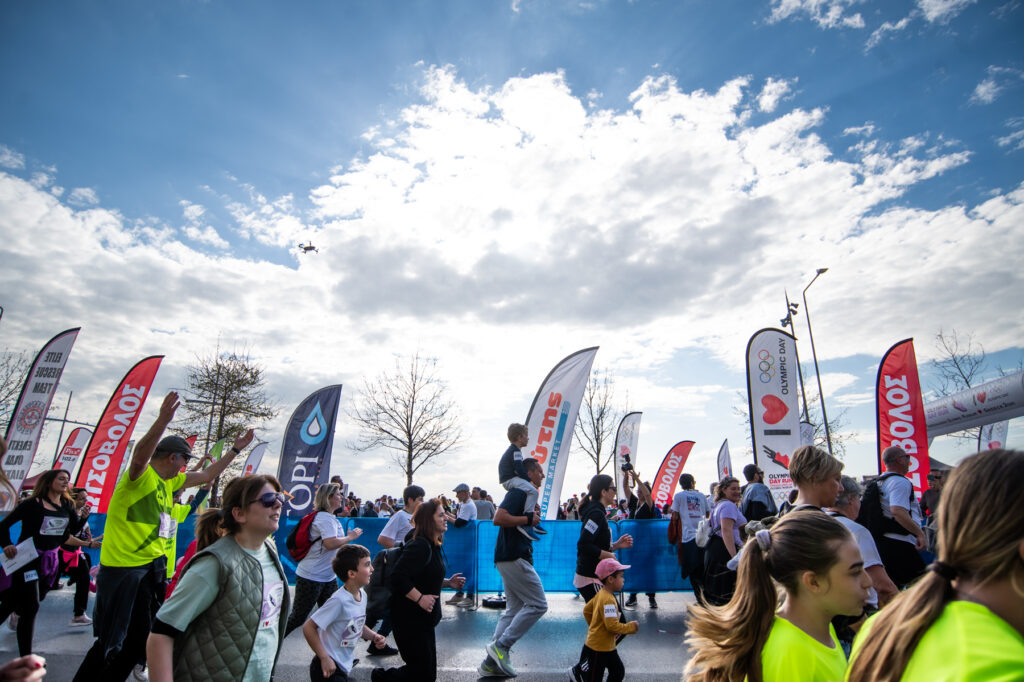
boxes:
[0,392,1021,681]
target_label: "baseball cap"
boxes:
[453,483,470,493]
[156,435,192,457]
[595,557,630,580]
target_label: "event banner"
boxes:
[651,440,694,509]
[746,328,802,505]
[924,370,1024,439]
[716,439,731,480]
[979,421,1009,450]
[2,327,80,508]
[875,339,929,497]
[800,421,814,446]
[53,427,91,473]
[526,347,598,520]
[612,411,642,497]
[74,355,163,512]
[278,385,342,517]
[243,441,269,475]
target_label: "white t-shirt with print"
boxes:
[879,475,923,545]
[310,586,367,675]
[671,490,709,543]
[296,512,342,583]
[379,510,413,546]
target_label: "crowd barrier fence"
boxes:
[7,515,693,593]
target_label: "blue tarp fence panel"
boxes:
[5,515,692,593]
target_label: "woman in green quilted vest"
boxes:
[145,474,291,682]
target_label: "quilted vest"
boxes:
[172,535,291,682]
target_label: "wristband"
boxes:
[230,446,241,454]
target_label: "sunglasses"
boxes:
[250,492,285,508]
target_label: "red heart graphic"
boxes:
[761,395,789,424]
[976,391,987,403]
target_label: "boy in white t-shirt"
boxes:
[303,544,386,682]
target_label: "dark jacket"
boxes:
[390,535,445,627]
[0,496,85,552]
[576,499,612,578]
[498,443,528,484]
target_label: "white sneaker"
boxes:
[70,614,93,626]
[6,614,17,631]
[132,664,148,681]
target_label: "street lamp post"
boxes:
[780,291,810,423]
[803,268,833,454]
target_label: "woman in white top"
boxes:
[283,483,363,637]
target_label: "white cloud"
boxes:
[68,187,100,206]
[757,77,796,113]
[916,0,977,23]
[970,66,1024,105]
[866,15,914,50]
[0,145,25,170]
[179,199,229,249]
[226,186,310,248]
[997,119,1024,152]
[842,123,876,137]
[768,0,865,29]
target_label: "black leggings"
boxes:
[0,566,52,655]
[378,611,437,681]
[284,576,339,637]
[579,645,625,682]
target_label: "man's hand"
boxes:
[232,429,254,452]
[448,573,465,590]
[914,530,927,551]
[2,546,16,560]
[371,633,387,649]
[158,392,180,424]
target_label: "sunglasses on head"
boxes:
[251,492,285,508]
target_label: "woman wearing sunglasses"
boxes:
[146,475,291,682]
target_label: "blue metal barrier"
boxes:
[20,515,692,592]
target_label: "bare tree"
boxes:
[573,369,624,475]
[929,329,988,447]
[181,346,278,502]
[0,349,31,425]
[349,352,462,485]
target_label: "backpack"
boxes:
[285,511,319,561]
[855,473,909,537]
[366,539,433,622]
[695,517,712,548]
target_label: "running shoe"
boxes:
[367,643,398,656]
[70,614,93,626]
[534,523,548,535]
[6,614,17,631]
[456,597,476,608]
[569,664,585,681]
[517,526,540,541]
[132,664,148,681]
[648,595,658,609]
[624,595,638,610]
[486,641,517,677]
[445,591,465,605]
[479,657,510,678]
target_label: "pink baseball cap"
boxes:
[595,558,630,580]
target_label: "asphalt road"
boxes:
[0,588,696,681]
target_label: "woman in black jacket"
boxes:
[574,475,633,601]
[0,468,87,655]
[372,499,465,682]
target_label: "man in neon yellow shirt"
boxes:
[73,392,254,682]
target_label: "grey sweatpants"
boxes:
[493,559,548,649]
[502,477,539,520]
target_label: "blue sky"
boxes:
[2,0,1022,499]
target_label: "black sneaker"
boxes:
[569,664,584,681]
[371,668,386,682]
[624,595,638,609]
[534,523,548,535]
[368,644,399,656]
[648,595,658,609]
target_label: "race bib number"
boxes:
[40,516,69,536]
[24,570,38,582]
[158,513,176,539]
[584,519,599,535]
[603,604,617,618]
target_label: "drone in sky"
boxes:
[297,242,319,254]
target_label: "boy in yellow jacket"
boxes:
[572,558,639,681]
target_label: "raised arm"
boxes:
[128,392,180,481]
[182,429,254,489]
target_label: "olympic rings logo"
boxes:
[758,349,775,383]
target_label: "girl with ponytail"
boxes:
[685,510,871,682]
[846,449,1024,681]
